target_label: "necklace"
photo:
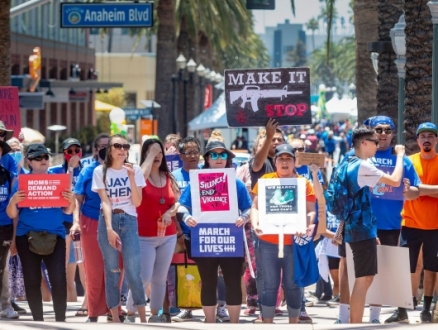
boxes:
[149,174,165,204]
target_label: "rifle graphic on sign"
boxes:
[229,85,303,112]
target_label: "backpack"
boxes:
[0,164,12,194]
[324,156,361,221]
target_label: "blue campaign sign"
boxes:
[165,154,182,172]
[370,164,404,201]
[191,223,244,258]
[61,3,153,28]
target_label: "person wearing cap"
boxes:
[6,144,76,322]
[0,121,19,179]
[387,122,438,323]
[250,144,316,324]
[178,138,252,323]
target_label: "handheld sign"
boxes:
[18,174,70,208]
[0,87,21,138]
[166,154,182,172]
[370,164,404,201]
[295,152,326,168]
[225,67,311,127]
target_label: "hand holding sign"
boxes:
[185,216,198,227]
[62,189,75,204]
[10,190,26,206]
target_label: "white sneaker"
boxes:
[148,314,167,323]
[172,309,194,322]
[1,307,19,319]
[216,305,230,322]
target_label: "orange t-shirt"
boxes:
[402,153,438,230]
[252,173,316,245]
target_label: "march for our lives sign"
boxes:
[191,223,243,257]
[166,154,182,172]
[370,162,404,201]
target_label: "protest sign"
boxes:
[295,152,326,168]
[18,174,70,208]
[165,154,182,172]
[189,168,238,223]
[225,67,311,127]
[346,245,412,309]
[0,87,21,137]
[257,178,307,234]
[370,157,404,200]
[191,223,244,257]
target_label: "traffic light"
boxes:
[246,0,275,10]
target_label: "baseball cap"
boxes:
[275,144,295,158]
[62,138,81,150]
[416,122,438,136]
[27,144,51,159]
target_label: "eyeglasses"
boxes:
[65,148,81,155]
[30,154,50,161]
[364,138,379,146]
[294,147,305,152]
[0,131,6,138]
[375,127,393,135]
[209,152,228,160]
[181,151,200,157]
[111,143,131,151]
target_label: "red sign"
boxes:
[204,85,212,110]
[18,174,70,208]
[0,87,22,138]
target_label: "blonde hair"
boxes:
[289,138,305,148]
[207,129,225,143]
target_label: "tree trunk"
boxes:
[354,0,379,124]
[0,0,11,86]
[404,0,433,154]
[375,1,403,125]
[155,0,177,138]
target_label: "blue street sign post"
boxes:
[60,2,153,28]
[123,108,151,121]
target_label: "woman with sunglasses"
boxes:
[178,137,252,323]
[7,144,76,322]
[92,134,147,323]
[50,138,84,302]
[126,138,181,323]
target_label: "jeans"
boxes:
[315,275,332,298]
[252,230,263,308]
[126,235,176,313]
[16,235,66,321]
[0,225,13,307]
[98,213,145,309]
[259,240,302,319]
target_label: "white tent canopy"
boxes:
[325,93,357,121]
[188,93,228,131]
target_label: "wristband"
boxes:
[69,167,74,172]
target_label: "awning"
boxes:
[40,80,123,89]
[188,93,229,131]
[95,100,122,112]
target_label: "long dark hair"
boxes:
[102,134,128,187]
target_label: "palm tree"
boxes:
[306,17,319,52]
[0,0,11,86]
[403,0,433,153]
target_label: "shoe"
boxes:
[274,308,283,316]
[252,315,263,323]
[120,294,127,306]
[334,319,342,324]
[216,305,230,322]
[172,309,194,322]
[169,307,180,316]
[123,317,132,323]
[384,309,409,323]
[270,189,283,204]
[127,314,136,323]
[107,314,126,323]
[278,189,294,204]
[298,310,312,323]
[327,295,340,307]
[243,308,257,316]
[317,295,332,304]
[86,317,98,322]
[420,310,432,323]
[413,296,418,310]
[370,319,380,324]
[281,299,287,307]
[0,307,19,319]
[305,299,314,307]
[11,302,26,314]
[148,314,168,323]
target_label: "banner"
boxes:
[165,154,182,172]
[189,168,238,223]
[18,174,70,208]
[0,87,21,138]
[191,223,244,257]
[257,178,307,234]
[370,162,404,201]
[225,67,311,127]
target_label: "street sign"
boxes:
[124,108,151,121]
[19,92,44,110]
[61,2,153,28]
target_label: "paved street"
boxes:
[2,297,437,329]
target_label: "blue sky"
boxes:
[253,0,352,34]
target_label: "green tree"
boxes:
[286,40,308,67]
[0,0,11,86]
[95,88,127,108]
[306,18,319,51]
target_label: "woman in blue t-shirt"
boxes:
[7,144,76,322]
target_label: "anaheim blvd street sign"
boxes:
[225,67,311,127]
[61,2,153,28]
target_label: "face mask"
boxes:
[64,151,82,162]
[10,151,22,163]
[98,148,107,160]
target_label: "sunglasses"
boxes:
[295,147,305,152]
[209,152,228,160]
[182,151,200,157]
[375,127,393,135]
[30,154,50,161]
[65,148,81,155]
[0,131,6,138]
[112,143,131,151]
[365,138,379,146]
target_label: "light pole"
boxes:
[428,1,438,128]
[172,53,187,134]
[196,64,206,114]
[390,14,406,144]
[47,125,67,154]
[183,58,197,136]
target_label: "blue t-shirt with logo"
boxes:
[0,180,12,226]
[172,167,191,236]
[369,148,421,230]
[12,177,66,238]
[49,163,81,223]
[74,160,101,220]
[1,153,18,178]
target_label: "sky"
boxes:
[253,0,352,34]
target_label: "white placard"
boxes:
[257,178,307,234]
[189,168,238,224]
[346,245,413,309]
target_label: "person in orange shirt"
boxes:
[392,122,438,324]
[250,144,316,324]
